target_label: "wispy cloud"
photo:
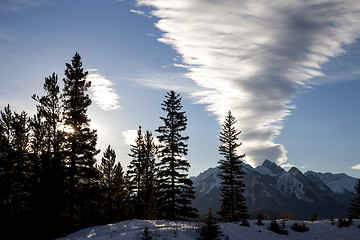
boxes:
[351,164,360,170]
[87,69,121,111]
[138,0,360,166]
[0,0,49,11]
[281,163,295,168]
[130,9,151,18]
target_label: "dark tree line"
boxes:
[0,53,198,239]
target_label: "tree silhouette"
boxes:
[218,111,248,222]
[156,90,197,220]
[349,178,360,219]
[62,52,100,231]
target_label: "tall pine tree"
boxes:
[349,178,360,219]
[31,72,66,238]
[62,52,100,231]
[155,90,197,220]
[218,111,248,222]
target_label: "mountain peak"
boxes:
[288,167,302,176]
[256,159,285,176]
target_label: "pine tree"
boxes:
[127,126,146,218]
[155,90,197,220]
[31,72,66,238]
[62,52,100,230]
[142,130,159,219]
[218,111,248,222]
[127,127,159,219]
[98,145,126,223]
[198,209,223,240]
[349,178,360,219]
[98,145,116,221]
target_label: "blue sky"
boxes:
[0,0,359,178]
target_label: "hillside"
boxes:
[58,219,360,240]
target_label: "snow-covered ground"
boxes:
[58,219,359,240]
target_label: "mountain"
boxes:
[191,159,357,219]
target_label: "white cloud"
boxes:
[281,163,295,168]
[351,164,360,170]
[122,129,138,145]
[138,0,360,167]
[87,69,121,111]
[130,9,152,18]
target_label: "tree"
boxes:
[98,145,126,223]
[127,127,159,219]
[142,130,159,219]
[155,90,197,220]
[218,111,248,222]
[62,52,100,230]
[198,209,223,240]
[349,178,360,219]
[31,72,66,238]
[127,126,146,218]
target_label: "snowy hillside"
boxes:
[58,219,360,240]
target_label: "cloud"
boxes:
[122,129,138,145]
[130,9,152,18]
[87,69,121,111]
[0,0,49,11]
[351,164,360,170]
[281,163,295,168]
[138,0,360,167]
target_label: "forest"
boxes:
[1,53,359,240]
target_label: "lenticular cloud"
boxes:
[138,0,360,166]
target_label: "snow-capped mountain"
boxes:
[191,159,357,219]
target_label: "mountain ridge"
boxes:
[191,159,357,219]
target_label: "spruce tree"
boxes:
[218,111,248,222]
[127,126,146,218]
[155,90,197,220]
[98,145,126,223]
[31,72,66,237]
[198,209,223,240]
[349,178,360,219]
[142,130,159,219]
[62,52,100,230]
[128,127,159,219]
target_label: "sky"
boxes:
[0,0,359,178]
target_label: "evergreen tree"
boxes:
[142,130,159,219]
[62,52,100,231]
[349,178,360,219]
[155,90,197,220]
[198,209,223,240]
[31,72,66,238]
[218,111,248,222]
[0,105,14,226]
[127,126,146,218]
[98,145,126,223]
[127,127,159,219]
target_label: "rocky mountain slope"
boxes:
[191,160,357,219]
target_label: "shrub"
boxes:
[256,214,264,226]
[268,220,288,235]
[337,218,352,228]
[291,222,309,232]
[141,227,153,240]
[240,219,250,227]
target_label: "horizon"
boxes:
[0,0,359,178]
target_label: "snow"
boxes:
[58,219,360,240]
[255,165,278,177]
[305,171,357,194]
